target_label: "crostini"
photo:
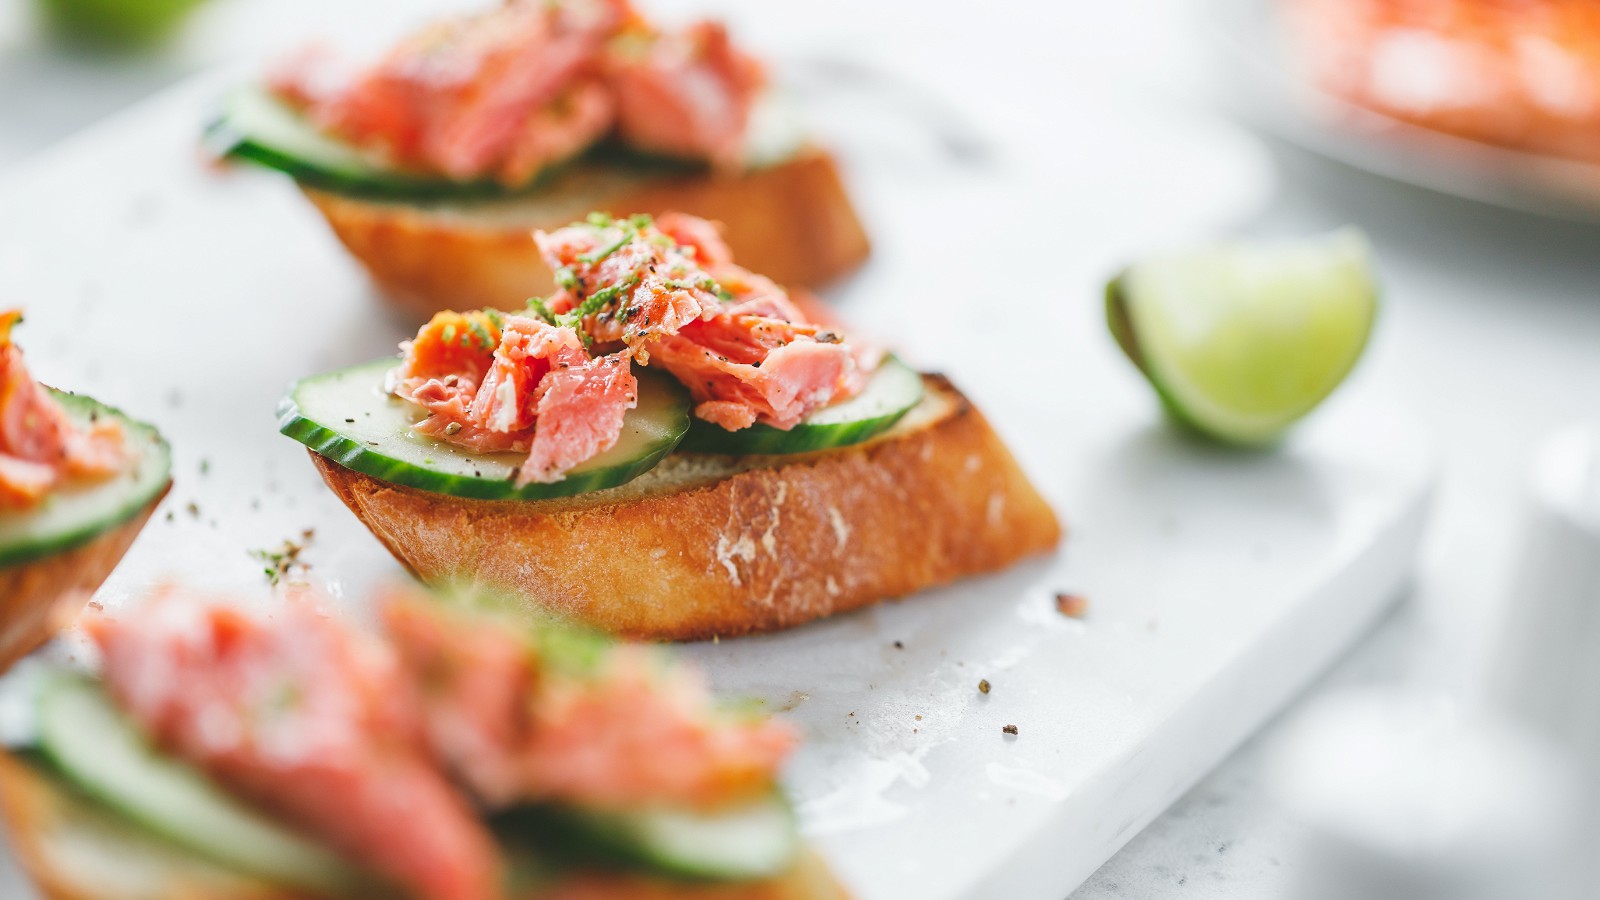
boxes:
[205,0,869,319]
[280,213,1060,639]
[0,584,847,899]
[0,310,170,672]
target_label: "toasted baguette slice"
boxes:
[313,375,1062,640]
[0,752,848,900]
[0,490,167,673]
[304,149,870,321]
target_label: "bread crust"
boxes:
[0,752,848,900]
[312,376,1062,640]
[0,487,168,673]
[304,149,870,321]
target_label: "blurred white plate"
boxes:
[1212,0,1600,222]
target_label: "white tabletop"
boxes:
[3,1,1598,898]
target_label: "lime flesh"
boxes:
[1109,229,1378,446]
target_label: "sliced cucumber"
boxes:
[677,355,924,455]
[279,358,689,500]
[33,673,371,894]
[495,792,799,883]
[204,88,510,200]
[0,391,170,568]
[205,87,805,201]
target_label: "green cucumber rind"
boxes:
[22,670,797,891]
[32,673,376,895]
[0,391,171,569]
[676,356,925,455]
[204,87,806,203]
[203,89,699,202]
[202,94,504,201]
[493,792,800,884]
[278,360,689,501]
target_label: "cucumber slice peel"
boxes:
[204,88,513,200]
[1108,228,1378,446]
[278,358,690,500]
[206,88,805,201]
[677,355,925,455]
[32,673,371,893]
[495,792,799,883]
[25,672,797,891]
[0,391,171,568]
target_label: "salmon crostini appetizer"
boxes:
[1283,0,1600,163]
[0,584,846,900]
[205,0,868,319]
[0,311,170,672]
[279,213,1060,640]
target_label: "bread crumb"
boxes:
[1055,592,1089,619]
[1002,724,1019,736]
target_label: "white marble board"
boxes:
[0,73,1433,899]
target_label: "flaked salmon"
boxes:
[391,212,875,473]
[270,0,764,186]
[607,20,765,168]
[536,213,872,431]
[382,588,796,812]
[88,590,504,900]
[392,310,637,484]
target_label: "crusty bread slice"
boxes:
[0,489,167,674]
[0,752,848,900]
[312,375,1062,640]
[304,148,870,322]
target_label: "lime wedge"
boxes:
[34,0,208,48]
[1107,229,1378,446]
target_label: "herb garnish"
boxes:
[526,296,556,323]
[252,530,314,587]
[576,213,654,266]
